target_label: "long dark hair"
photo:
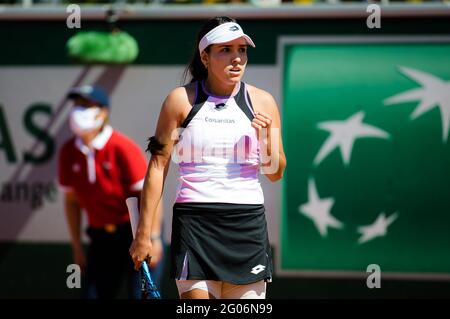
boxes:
[182,16,236,84]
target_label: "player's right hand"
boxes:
[129,235,153,271]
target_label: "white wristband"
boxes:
[151,234,161,241]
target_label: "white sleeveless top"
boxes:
[173,81,264,204]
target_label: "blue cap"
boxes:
[67,85,110,108]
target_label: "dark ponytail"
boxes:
[182,16,236,85]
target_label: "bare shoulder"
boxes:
[246,84,279,114]
[161,83,196,124]
[164,83,196,108]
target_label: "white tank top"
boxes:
[173,81,264,204]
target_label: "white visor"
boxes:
[198,22,256,54]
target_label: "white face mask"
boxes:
[69,106,104,136]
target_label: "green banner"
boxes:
[281,39,450,277]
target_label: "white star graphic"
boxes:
[314,111,390,166]
[384,66,450,143]
[298,178,344,237]
[357,212,399,244]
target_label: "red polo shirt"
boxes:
[58,126,147,228]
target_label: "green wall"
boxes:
[1,17,450,65]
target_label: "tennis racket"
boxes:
[126,197,162,299]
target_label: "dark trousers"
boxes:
[83,222,165,299]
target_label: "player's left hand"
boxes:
[252,111,273,157]
[252,111,272,130]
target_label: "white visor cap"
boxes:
[198,22,255,54]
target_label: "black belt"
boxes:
[87,222,131,238]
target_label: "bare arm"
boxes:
[149,159,170,239]
[64,191,86,270]
[250,87,287,182]
[147,157,170,268]
[150,201,163,240]
[130,87,190,269]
